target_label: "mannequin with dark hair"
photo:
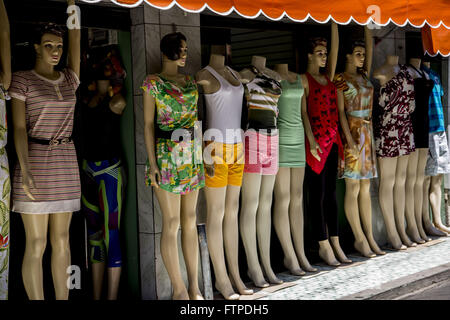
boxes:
[9,0,81,300]
[142,32,205,300]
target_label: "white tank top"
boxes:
[204,66,244,144]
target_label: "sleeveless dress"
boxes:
[0,84,10,300]
[278,75,305,167]
[334,72,377,179]
[375,65,416,158]
[305,72,343,174]
[141,74,205,195]
[9,69,81,214]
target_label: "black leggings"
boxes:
[305,144,339,241]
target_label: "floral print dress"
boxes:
[375,65,416,158]
[0,85,10,300]
[141,74,204,195]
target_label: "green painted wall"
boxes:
[118,31,140,299]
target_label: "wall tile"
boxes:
[130,6,144,26]
[131,24,147,95]
[159,6,200,27]
[133,94,147,166]
[144,4,160,24]
[137,164,154,233]
[139,232,157,299]
[144,24,162,75]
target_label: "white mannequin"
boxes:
[374,55,411,250]
[239,56,283,287]
[195,54,253,300]
[273,63,316,274]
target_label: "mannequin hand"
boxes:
[22,170,36,201]
[149,165,161,188]
[310,141,322,162]
[0,72,11,91]
[204,163,215,177]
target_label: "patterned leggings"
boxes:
[81,158,124,268]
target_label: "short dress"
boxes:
[278,75,305,167]
[9,69,81,214]
[375,65,416,158]
[334,72,377,179]
[141,74,205,195]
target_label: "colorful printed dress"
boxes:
[0,84,10,300]
[141,74,204,194]
[375,65,416,158]
[334,72,377,179]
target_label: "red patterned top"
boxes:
[305,72,344,174]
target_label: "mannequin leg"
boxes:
[21,214,49,300]
[239,172,268,287]
[91,262,105,300]
[180,190,203,300]
[257,174,282,284]
[223,185,253,295]
[274,168,304,276]
[344,179,374,258]
[430,175,450,234]
[289,168,317,272]
[359,179,385,255]
[405,151,423,243]
[414,149,431,242]
[377,157,405,250]
[49,212,73,300]
[205,186,239,300]
[154,188,187,300]
[422,176,447,236]
[394,154,416,247]
[107,268,121,300]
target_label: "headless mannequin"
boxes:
[239,55,283,287]
[143,38,203,300]
[337,27,385,257]
[301,22,351,266]
[86,79,126,300]
[0,0,11,90]
[374,55,411,249]
[11,0,80,299]
[195,54,253,299]
[421,62,450,236]
[273,63,316,273]
[404,58,429,243]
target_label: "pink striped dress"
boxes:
[9,68,81,214]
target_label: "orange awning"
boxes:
[422,25,450,57]
[110,0,449,27]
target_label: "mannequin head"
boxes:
[307,37,328,68]
[33,23,65,67]
[160,32,187,67]
[345,40,366,69]
[96,79,111,96]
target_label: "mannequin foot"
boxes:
[407,227,425,244]
[173,288,190,300]
[283,257,306,276]
[229,274,254,295]
[424,223,448,237]
[247,269,269,288]
[188,286,204,300]
[417,224,431,242]
[318,240,340,266]
[399,233,416,247]
[215,281,239,300]
[297,255,318,272]
[262,268,283,285]
[367,238,386,255]
[354,239,376,258]
[330,237,352,264]
[436,223,450,234]
[387,234,406,250]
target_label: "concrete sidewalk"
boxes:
[232,236,450,300]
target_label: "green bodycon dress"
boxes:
[278,75,305,167]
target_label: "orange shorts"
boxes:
[205,142,245,188]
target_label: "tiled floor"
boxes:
[234,237,450,300]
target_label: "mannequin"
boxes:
[0,0,10,300]
[273,63,316,274]
[239,55,283,287]
[301,22,351,266]
[422,61,450,235]
[142,32,204,300]
[9,0,81,300]
[80,52,127,300]
[334,26,385,258]
[195,54,253,299]
[373,55,416,250]
[404,58,435,243]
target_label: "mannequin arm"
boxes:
[143,89,161,187]
[327,22,339,80]
[67,0,80,78]
[0,0,11,90]
[364,26,373,76]
[337,90,358,157]
[12,98,36,200]
[300,74,322,161]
